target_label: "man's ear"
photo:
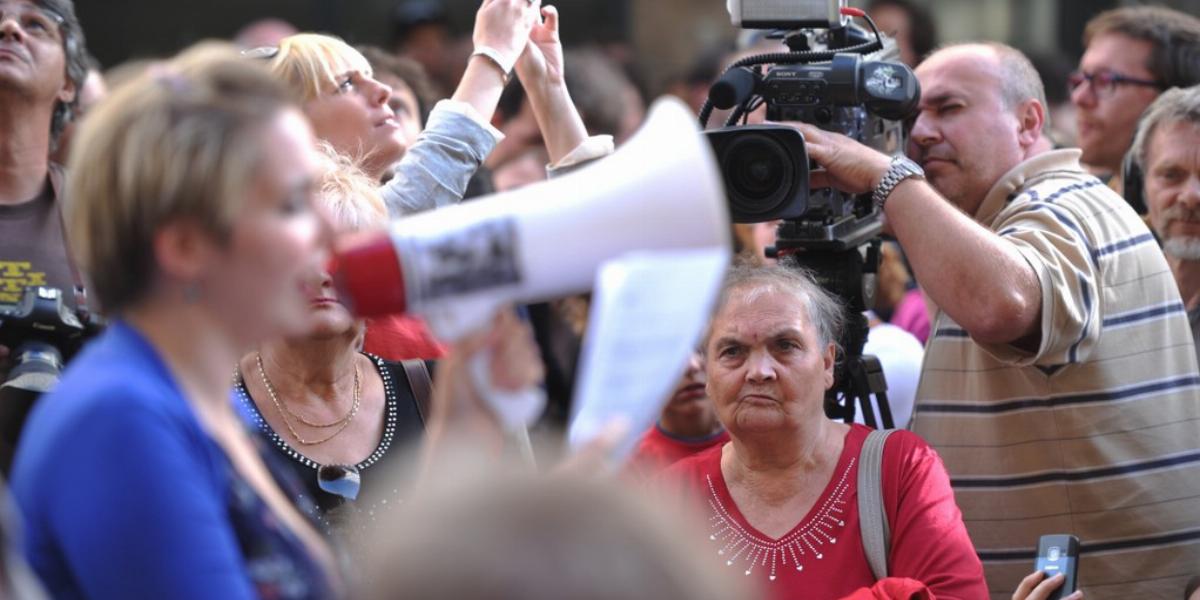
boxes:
[152,219,217,284]
[56,68,77,106]
[1016,98,1046,150]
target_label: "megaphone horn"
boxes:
[334,97,731,322]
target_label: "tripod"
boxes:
[776,234,894,429]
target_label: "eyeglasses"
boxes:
[1068,69,1162,98]
[317,464,361,500]
[0,4,64,43]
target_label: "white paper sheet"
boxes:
[567,248,730,463]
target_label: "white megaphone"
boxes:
[333,97,730,428]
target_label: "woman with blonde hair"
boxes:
[233,144,435,539]
[9,41,547,597]
[263,0,598,218]
[264,2,601,363]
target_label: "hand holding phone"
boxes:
[1014,534,1080,600]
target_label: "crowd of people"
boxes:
[1,0,1200,598]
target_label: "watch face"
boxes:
[899,156,924,177]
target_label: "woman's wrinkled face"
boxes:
[207,109,333,343]
[303,64,405,179]
[704,286,835,435]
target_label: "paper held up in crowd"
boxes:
[568,247,729,463]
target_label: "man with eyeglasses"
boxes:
[1071,6,1200,196]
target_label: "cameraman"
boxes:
[791,42,1200,597]
[0,0,88,363]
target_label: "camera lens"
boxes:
[721,133,795,218]
[2,341,62,394]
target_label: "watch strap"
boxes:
[872,156,923,209]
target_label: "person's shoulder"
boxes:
[1012,153,1133,218]
[650,443,723,505]
[877,429,947,478]
[17,326,196,465]
[659,442,722,481]
[882,428,931,452]
[53,327,180,415]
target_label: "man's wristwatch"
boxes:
[871,155,924,209]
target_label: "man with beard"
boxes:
[1070,6,1200,195]
[1131,85,1200,362]
[790,42,1200,598]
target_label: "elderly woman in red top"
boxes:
[662,261,987,599]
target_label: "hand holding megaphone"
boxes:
[423,308,545,439]
[333,97,730,430]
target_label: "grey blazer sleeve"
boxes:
[379,104,500,217]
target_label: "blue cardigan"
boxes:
[10,322,330,599]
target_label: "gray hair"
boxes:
[34,0,88,144]
[1131,85,1200,170]
[710,258,845,352]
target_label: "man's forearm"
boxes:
[885,179,1042,345]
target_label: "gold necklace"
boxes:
[255,353,362,446]
[258,353,356,429]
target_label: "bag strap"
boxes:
[858,428,897,581]
[401,359,434,426]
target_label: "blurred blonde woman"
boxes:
[263,1,599,219]
[263,3,603,363]
[233,144,429,539]
[10,44,340,599]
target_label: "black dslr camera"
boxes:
[0,286,103,472]
[700,0,921,427]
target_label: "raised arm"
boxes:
[512,5,589,166]
[453,0,541,121]
[791,122,1043,347]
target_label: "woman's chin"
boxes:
[731,408,789,434]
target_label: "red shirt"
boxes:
[627,425,730,481]
[660,425,986,600]
[362,314,446,361]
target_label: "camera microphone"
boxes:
[708,67,759,110]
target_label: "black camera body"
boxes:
[704,42,918,248]
[0,286,102,474]
[0,286,96,393]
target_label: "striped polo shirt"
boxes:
[910,149,1200,600]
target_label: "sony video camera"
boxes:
[699,0,922,427]
[702,0,920,250]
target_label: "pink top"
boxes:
[891,288,931,345]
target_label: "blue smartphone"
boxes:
[1034,534,1079,600]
